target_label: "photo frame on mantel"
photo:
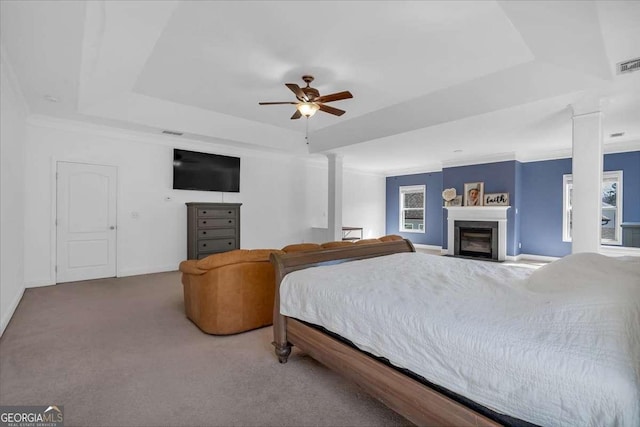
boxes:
[463,182,484,206]
[484,192,509,206]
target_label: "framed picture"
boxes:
[449,195,462,206]
[463,182,484,206]
[484,192,509,206]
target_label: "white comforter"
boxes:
[279,252,640,426]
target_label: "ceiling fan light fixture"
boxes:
[297,102,320,117]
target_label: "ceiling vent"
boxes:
[617,58,640,74]
[162,130,183,136]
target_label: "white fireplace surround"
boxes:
[445,206,511,261]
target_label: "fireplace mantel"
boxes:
[445,206,511,260]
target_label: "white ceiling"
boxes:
[1,0,639,174]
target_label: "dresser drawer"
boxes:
[198,228,235,239]
[198,218,236,228]
[187,203,241,260]
[197,208,236,218]
[198,239,236,252]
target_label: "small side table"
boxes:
[342,227,363,241]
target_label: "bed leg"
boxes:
[273,313,291,363]
[273,342,291,363]
[271,253,292,363]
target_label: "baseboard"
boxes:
[25,265,179,287]
[117,264,178,278]
[413,244,443,252]
[25,279,55,288]
[516,254,561,262]
[600,245,640,257]
[1,287,25,337]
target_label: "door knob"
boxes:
[109,226,116,230]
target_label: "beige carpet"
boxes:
[0,272,409,426]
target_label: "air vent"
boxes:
[617,58,640,74]
[162,130,183,136]
[610,132,625,138]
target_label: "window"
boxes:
[563,171,623,245]
[399,185,425,233]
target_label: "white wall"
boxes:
[0,54,28,335]
[20,116,386,289]
[23,117,314,286]
[305,159,386,242]
[343,168,386,239]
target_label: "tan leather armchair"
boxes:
[179,249,283,335]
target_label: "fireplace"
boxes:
[454,220,498,261]
[445,206,510,261]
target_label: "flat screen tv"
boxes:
[173,149,240,192]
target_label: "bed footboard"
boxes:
[269,239,415,364]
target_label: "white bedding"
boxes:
[279,252,640,427]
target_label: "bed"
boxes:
[269,239,640,426]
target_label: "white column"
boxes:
[571,101,603,254]
[327,153,343,242]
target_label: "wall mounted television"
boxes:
[173,149,240,192]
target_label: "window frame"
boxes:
[562,170,623,245]
[399,185,425,234]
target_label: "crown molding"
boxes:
[515,148,572,163]
[441,152,517,169]
[383,164,443,177]
[603,139,640,154]
[516,139,640,163]
[25,114,300,160]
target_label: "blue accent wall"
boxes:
[385,151,639,257]
[520,158,572,257]
[386,172,443,246]
[520,151,640,257]
[442,161,520,256]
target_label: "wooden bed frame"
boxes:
[269,240,502,427]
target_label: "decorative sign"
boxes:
[484,193,509,206]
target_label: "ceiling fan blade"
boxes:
[318,103,345,116]
[259,101,297,105]
[290,110,302,120]
[314,91,353,103]
[285,83,308,102]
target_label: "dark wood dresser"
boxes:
[186,202,241,259]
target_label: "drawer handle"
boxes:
[203,244,207,247]
[203,231,207,235]
[203,211,207,214]
[228,220,232,224]
[228,211,232,214]
[228,242,232,245]
[203,221,207,224]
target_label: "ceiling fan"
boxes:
[259,75,353,120]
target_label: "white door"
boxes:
[56,162,117,283]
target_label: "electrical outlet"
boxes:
[518,242,522,249]
[131,211,140,219]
